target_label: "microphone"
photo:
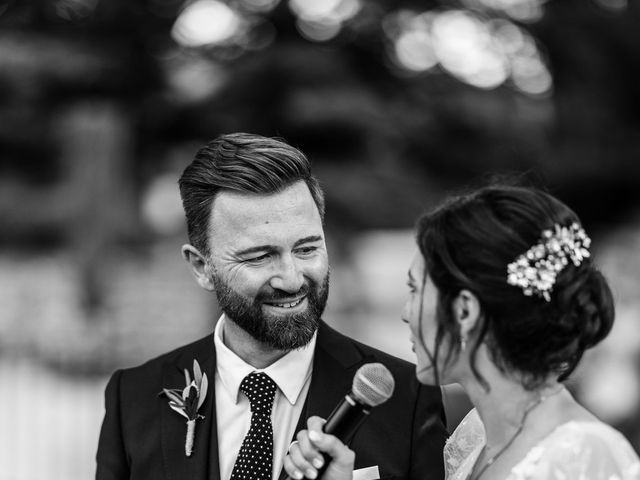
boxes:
[285,362,395,480]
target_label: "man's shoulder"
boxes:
[317,321,417,381]
[112,333,214,385]
[347,334,414,369]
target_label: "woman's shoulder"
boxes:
[551,420,637,454]
[444,408,485,478]
[449,408,484,439]
[446,408,485,451]
[512,420,640,480]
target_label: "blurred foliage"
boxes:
[1,0,639,457]
[0,0,638,244]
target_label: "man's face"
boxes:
[206,181,329,350]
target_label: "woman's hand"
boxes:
[283,416,355,480]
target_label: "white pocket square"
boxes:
[353,465,380,480]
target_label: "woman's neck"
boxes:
[469,379,562,446]
[458,349,564,447]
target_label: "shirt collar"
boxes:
[214,314,316,405]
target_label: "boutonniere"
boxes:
[161,359,209,456]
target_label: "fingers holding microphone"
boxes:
[283,416,354,480]
[284,363,395,480]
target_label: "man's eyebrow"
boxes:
[235,236,323,257]
[235,245,277,257]
[293,235,323,248]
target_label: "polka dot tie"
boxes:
[230,372,277,480]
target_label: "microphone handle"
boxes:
[284,393,371,480]
[323,393,371,442]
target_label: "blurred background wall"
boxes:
[0,0,639,478]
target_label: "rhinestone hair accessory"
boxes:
[507,222,591,302]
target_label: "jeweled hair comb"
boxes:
[507,222,591,302]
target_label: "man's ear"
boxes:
[453,289,482,340]
[181,244,215,291]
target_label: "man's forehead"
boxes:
[207,181,323,245]
[213,181,314,215]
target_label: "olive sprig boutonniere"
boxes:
[160,359,209,456]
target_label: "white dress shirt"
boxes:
[214,315,316,480]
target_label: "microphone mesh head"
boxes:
[351,363,395,407]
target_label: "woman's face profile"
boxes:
[403,252,442,385]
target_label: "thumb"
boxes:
[308,430,354,471]
[306,416,354,480]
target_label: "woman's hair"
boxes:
[415,184,615,390]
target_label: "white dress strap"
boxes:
[443,408,485,480]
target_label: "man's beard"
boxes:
[212,272,329,350]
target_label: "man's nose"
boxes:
[269,255,304,293]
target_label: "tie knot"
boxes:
[240,372,277,414]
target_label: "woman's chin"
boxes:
[415,365,438,385]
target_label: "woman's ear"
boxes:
[181,244,215,291]
[453,289,481,339]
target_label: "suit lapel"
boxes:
[277,321,365,480]
[161,335,220,480]
[303,330,357,421]
[161,324,363,480]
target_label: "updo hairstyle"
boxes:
[416,185,615,389]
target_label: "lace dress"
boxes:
[444,409,640,480]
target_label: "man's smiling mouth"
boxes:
[264,297,306,309]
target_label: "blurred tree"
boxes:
[0,0,639,302]
[533,0,640,229]
[1,0,639,448]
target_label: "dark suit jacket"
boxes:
[96,321,447,480]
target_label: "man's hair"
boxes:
[178,132,325,255]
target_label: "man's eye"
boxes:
[245,254,270,264]
[295,246,317,256]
